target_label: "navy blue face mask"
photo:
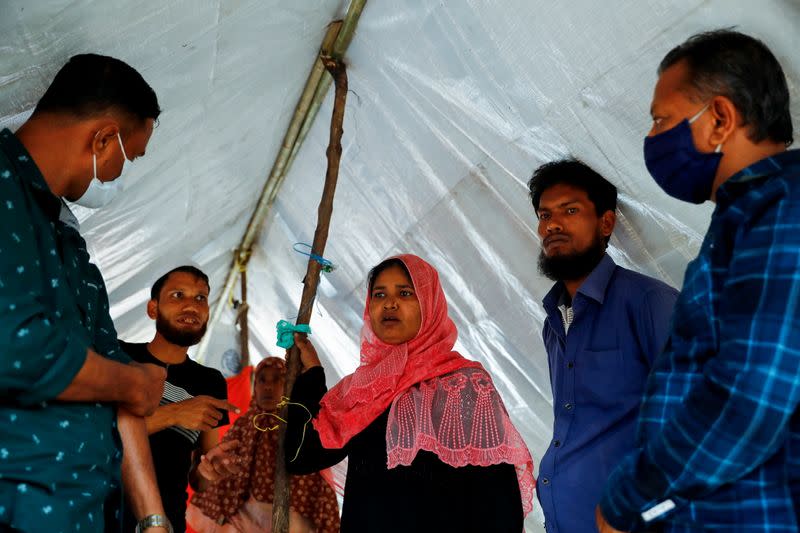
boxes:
[643,105,723,204]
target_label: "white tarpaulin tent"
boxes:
[2,1,799,530]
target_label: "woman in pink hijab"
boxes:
[286,254,534,532]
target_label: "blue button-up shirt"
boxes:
[538,254,677,532]
[600,150,800,532]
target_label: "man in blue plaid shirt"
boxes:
[596,30,799,532]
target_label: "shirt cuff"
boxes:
[599,450,672,531]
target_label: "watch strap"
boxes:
[135,514,173,533]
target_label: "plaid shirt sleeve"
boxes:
[600,189,800,530]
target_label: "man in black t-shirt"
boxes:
[106,266,241,532]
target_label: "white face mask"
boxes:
[73,132,129,209]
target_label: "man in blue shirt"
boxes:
[1,54,170,532]
[530,159,678,532]
[597,30,800,532]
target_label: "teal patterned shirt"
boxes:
[0,128,131,531]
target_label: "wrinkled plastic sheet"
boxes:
[2,1,799,530]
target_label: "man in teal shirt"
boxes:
[1,54,169,532]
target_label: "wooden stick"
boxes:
[238,269,250,369]
[271,56,348,533]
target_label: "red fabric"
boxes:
[222,365,254,435]
[313,254,535,515]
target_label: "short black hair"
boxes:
[659,29,793,146]
[150,266,209,301]
[528,159,617,216]
[368,258,412,292]
[34,53,161,122]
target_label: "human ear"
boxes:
[708,96,737,147]
[600,210,616,238]
[146,299,158,320]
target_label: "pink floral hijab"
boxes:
[313,254,535,514]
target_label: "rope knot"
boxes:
[293,242,336,273]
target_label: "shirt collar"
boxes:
[576,253,616,304]
[716,149,800,206]
[543,253,617,312]
[59,200,81,231]
[0,128,61,220]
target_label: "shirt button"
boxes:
[541,477,550,485]
[567,362,574,369]
[553,440,561,448]
[564,403,574,411]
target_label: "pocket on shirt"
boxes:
[577,348,636,408]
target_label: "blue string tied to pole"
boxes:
[276,320,312,349]
[292,242,336,273]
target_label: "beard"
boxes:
[156,314,207,347]
[538,234,606,282]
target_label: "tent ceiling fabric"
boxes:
[2,1,799,530]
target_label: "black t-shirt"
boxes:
[113,341,229,532]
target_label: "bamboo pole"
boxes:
[271,57,348,533]
[194,20,343,363]
[197,0,368,364]
[286,0,367,169]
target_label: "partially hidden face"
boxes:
[95,117,155,183]
[368,264,422,345]
[536,183,611,258]
[648,60,715,146]
[255,366,286,411]
[149,271,210,347]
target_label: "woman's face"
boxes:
[254,366,285,411]
[368,264,422,345]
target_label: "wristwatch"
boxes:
[135,514,173,533]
